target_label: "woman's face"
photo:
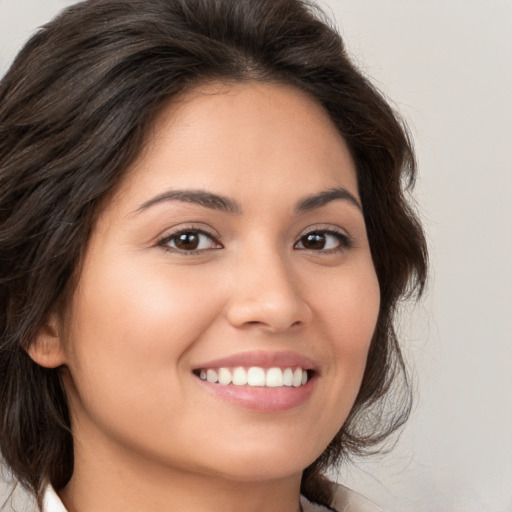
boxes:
[52,82,380,483]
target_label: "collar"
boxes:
[42,486,67,512]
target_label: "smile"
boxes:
[196,367,309,388]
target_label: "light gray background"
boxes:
[1,1,511,511]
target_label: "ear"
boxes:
[27,312,67,368]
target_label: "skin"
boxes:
[31,81,380,512]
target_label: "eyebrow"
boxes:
[295,187,362,213]
[135,189,242,215]
[134,186,362,216]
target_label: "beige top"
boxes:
[43,483,384,512]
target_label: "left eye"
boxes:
[294,230,349,251]
[158,230,221,252]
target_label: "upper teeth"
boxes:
[198,367,308,387]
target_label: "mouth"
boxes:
[191,351,317,411]
[193,366,312,388]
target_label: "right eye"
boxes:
[157,229,222,254]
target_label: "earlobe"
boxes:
[27,313,67,368]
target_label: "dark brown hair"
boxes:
[0,0,427,509]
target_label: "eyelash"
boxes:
[156,227,222,255]
[294,228,352,253]
[156,227,352,255]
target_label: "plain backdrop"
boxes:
[1,1,511,511]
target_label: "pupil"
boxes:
[304,233,325,249]
[176,232,199,250]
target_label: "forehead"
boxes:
[112,80,359,212]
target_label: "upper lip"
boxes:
[193,350,317,371]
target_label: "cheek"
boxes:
[63,256,225,411]
[309,258,380,412]
[61,257,229,458]
[71,257,219,352]
[314,259,380,353]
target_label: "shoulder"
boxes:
[301,482,386,512]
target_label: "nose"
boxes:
[225,250,312,333]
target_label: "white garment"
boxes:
[43,483,384,512]
[42,487,67,512]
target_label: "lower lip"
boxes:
[195,376,315,412]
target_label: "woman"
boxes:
[0,0,427,511]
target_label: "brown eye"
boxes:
[294,230,350,251]
[301,232,327,250]
[158,229,222,253]
[174,232,200,250]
